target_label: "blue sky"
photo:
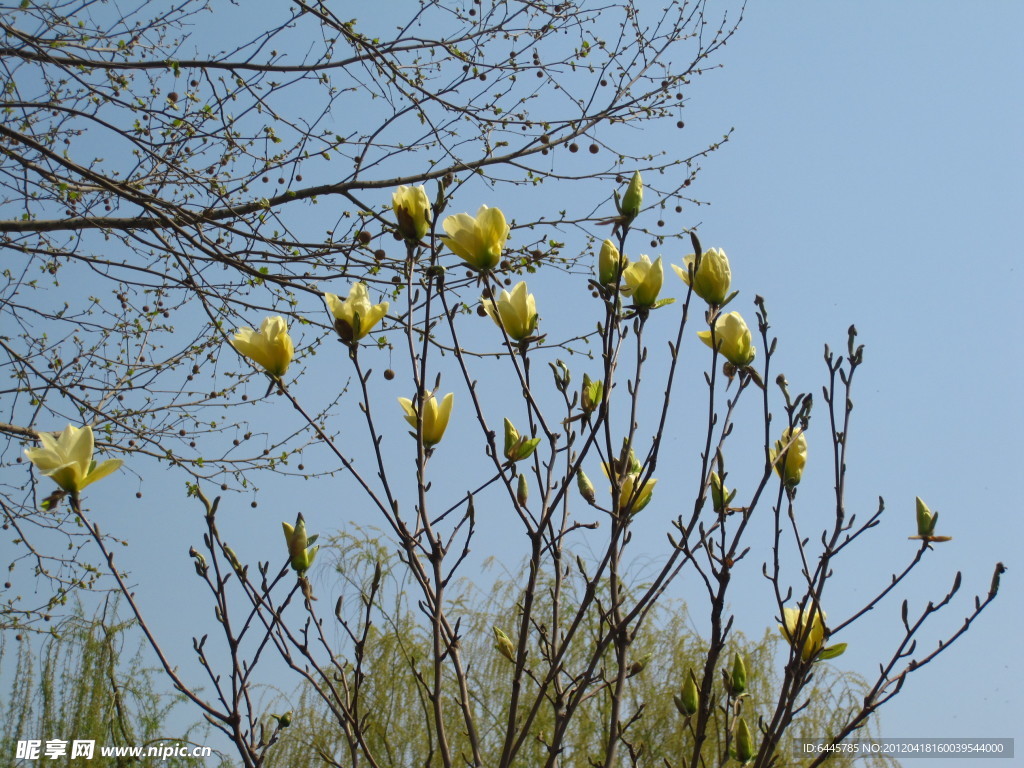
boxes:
[6,1,1021,764]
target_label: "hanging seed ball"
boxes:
[676,205,683,213]
[374,249,386,261]
[600,79,608,86]
[476,305,488,317]
[167,92,179,102]
[221,483,229,490]
[278,177,285,184]
[540,134,550,144]
[650,240,658,248]
[136,491,143,499]
[357,230,372,245]
[677,121,685,129]
[391,275,401,283]
[298,464,304,470]
[541,148,549,155]
[262,176,269,183]
[383,369,395,380]
[251,501,258,508]
[657,220,665,227]
[569,143,579,153]
[589,144,599,154]
[295,174,303,182]
[536,70,543,78]
[190,80,199,87]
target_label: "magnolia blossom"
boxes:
[673,247,731,305]
[779,605,826,662]
[697,311,755,366]
[621,255,664,308]
[230,315,294,377]
[398,391,454,447]
[392,184,432,242]
[440,205,508,271]
[770,427,807,487]
[602,450,657,515]
[482,282,538,341]
[24,424,122,494]
[324,283,389,343]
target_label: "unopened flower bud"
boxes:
[728,653,747,696]
[735,717,755,763]
[674,669,699,717]
[577,470,596,505]
[517,474,529,506]
[493,626,516,663]
[619,171,643,221]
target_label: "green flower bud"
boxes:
[735,717,755,763]
[517,474,529,506]
[504,418,541,463]
[728,653,747,696]
[620,171,643,221]
[281,513,320,575]
[674,669,699,717]
[580,373,604,414]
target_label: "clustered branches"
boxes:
[2,3,1002,768]
[2,0,741,627]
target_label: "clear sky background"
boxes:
[6,1,1021,765]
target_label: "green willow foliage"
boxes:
[0,604,229,768]
[258,534,897,768]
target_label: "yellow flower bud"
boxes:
[672,247,731,306]
[482,282,538,341]
[577,469,596,505]
[440,205,509,271]
[230,315,294,378]
[281,513,319,575]
[619,171,643,221]
[769,427,807,487]
[324,283,389,343]
[621,255,664,309]
[493,626,516,663]
[710,471,729,513]
[598,239,627,284]
[398,391,454,447]
[23,424,123,494]
[392,184,432,243]
[697,311,755,366]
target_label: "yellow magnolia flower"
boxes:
[324,283,389,343]
[24,424,122,494]
[398,391,454,447]
[621,255,664,308]
[598,239,627,285]
[392,184,432,243]
[602,450,657,515]
[779,605,826,662]
[230,315,294,378]
[440,205,509,271]
[673,247,731,306]
[697,311,755,366]
[281,512,319,575]
[769,427,807,487]
[482,281,538,341]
